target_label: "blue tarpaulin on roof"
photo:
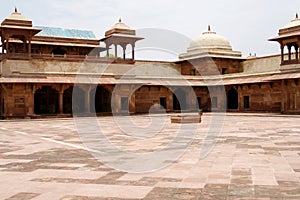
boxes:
[34,26,96,39]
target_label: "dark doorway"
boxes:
[52,47,67,55]
[173,89,186,111]
[160,97,166,109]
[244,96,250,109]
[34,86,59,114]
[63,86,85,114]
[227,88,238,109]
[90,86,111,113]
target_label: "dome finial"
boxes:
[119,18,122,23]
[208,25,211,31]
[15,6,18,13]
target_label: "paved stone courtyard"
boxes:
[0,113,300,199]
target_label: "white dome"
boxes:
[189,26,232,50]
[282,14,300,29]
[179,25,242,60]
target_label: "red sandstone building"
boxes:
[0,9,300,118]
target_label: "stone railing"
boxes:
[281,59,300,65]
[0,53,135,64]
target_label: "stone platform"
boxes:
[171,113,202,123]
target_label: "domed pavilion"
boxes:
[180,25,242,60]
[270,14,300,65]
[100,18,144,62]
[179,25,243,76]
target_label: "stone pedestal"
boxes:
[171,113,202,123]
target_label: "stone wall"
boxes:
[134,86,173,113]
[242,55,281,74]
[282,79,300,113]
[1,83,34,116]
[181,57,242,76]
[193,87,210,111]
[237,81,282,112]
[1,59,180,77]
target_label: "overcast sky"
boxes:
[1,0,300,60]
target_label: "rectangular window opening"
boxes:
[121,97,129,111]
[222,68,227,75]
[244,96,250,109]
[160,97,167,109]
[190,69,196,76]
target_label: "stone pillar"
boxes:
[0,84,6,116]
[86,92,90,113]
[132,44,135,60]
[111,92,120,113]
[57,85,65,114]
[28,39,31,56]
[106,42,109,57]
[298,43,300,61]
[238,85,242,110]
[166,88,173,112]
[106,47,109,57]
[1,38,4,54]
[299,48,300,61]
[186,88,193,110]
[123,45,126,59]
[288,45,291,60]
[114,44,118,58]
[27,84,34,116]
[23,39,26,53]
[281,80,286,113]
[5,38,9,54]
[59,91,63,114]
[129,86,135,114]
[281,45,284,63]
[4,84,13,116]
[84,86,92,113]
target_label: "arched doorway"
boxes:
[63,86,85,114]
[173,89,186,111]
[227,88,238,110]
[34,86,59,114]
[90,86,111,113]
